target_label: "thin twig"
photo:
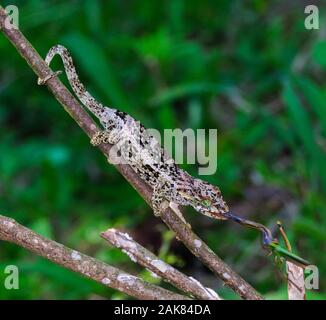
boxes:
[101,228,223,300]
[0,6,263,300]
[277,221,292,252]
[0,214,188,300]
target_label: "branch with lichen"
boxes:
[0,214,189,300]
[0,6,263,300]
[101,228,223,300]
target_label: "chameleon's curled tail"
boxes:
[38,45,106,118]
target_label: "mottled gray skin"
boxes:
[39,45,229,220]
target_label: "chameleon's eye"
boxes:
[201,199,211,207]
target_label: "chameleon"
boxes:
[37,45,230,221]
[37,45,309,266]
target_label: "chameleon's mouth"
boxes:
[203,209,228,220]
[194,200,228,220]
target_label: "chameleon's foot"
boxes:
[160,200,170,215]
[169,202,189,226]
[153,199,170,217]
[153,210,161,217]
[91,130,112,146]
[37,70,62,85]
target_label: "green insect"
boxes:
[269,241,310,267]
[224,212,310,267]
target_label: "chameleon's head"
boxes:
[189,179,229,220]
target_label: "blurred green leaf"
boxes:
[29,218,53,239]
[282,80,315,156]
[150,82,226,106]
[312,41,326,68]
[295,76,326,136]
[294,218,326,242]
[134,29,174,64]
[62,33,130,112]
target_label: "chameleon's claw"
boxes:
[37,70,62,85]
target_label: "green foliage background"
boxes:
[0,0,325,299]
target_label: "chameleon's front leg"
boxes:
[152,181,188,224]
[169,202,188,224]
[152,186,168,217]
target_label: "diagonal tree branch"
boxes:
[101,228,223,300]
[0,6,263,300]
[0,214,189,300]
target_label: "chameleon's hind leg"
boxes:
[91,129,119,146]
